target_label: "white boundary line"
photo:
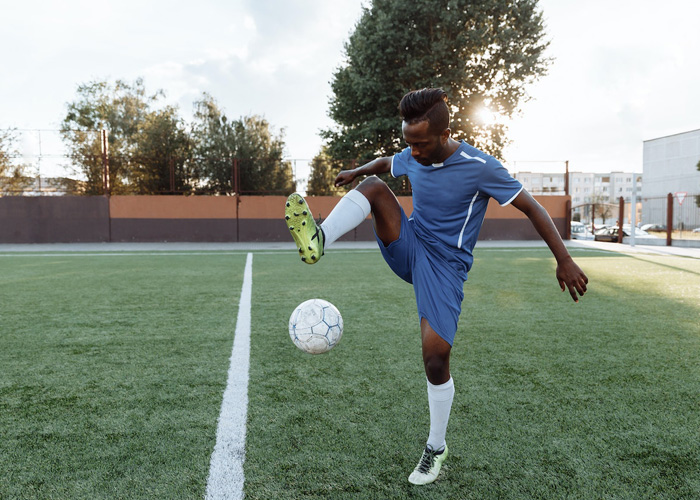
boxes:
[205,252,253,500]
[0,249,380,258]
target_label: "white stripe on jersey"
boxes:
[457,191,480,249]
[501,185,524,206]
[460,151,487,164]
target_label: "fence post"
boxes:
[233,158,240,194]
[101,129,110,196]
[666,193,673,246]
[169,157,175,193]
[617,196,624,243]
[234,158,240,242]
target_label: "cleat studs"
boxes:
[301,256,306,261]
[298,199,304,204]
[285,215,290,220]
[302,221,306,226]
[286,202,290,207]
[289,226,294,230]
[311,255,316,260]
[294,212,299,216]
[298,248,303,253]
[308,246,312,250]
[302,210,307,215]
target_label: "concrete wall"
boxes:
[0,194,570,243]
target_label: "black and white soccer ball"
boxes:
[288,299,343,354]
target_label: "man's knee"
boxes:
[356,176,393,207]
[423,353,449,384]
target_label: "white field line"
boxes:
[205,252,253,500]
[0,249,379,258]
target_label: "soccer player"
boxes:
[284,88,588,485]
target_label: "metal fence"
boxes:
[0,154,311,196]
[642,193,700,239]
[0,129,315,196]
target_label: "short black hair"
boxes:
[399,88,450,135]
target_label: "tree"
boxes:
[62,80,294,195]
[307,148,352,195]
[0,129,32,195]
[323,0,550,186]
[131,106,193,194]
[590,193,613,224]
[61,78,157,194]
[190,94,294,194]
[61,78,196,195]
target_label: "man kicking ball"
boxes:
[284,88,588,485]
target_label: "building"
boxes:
[514,171,642,225]
[642,129,700,229]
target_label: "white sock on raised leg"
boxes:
[320,189,371,247]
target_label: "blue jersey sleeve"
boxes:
[391,148,411,178]
[479,160,523,206]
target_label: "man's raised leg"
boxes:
[285,176,402,263]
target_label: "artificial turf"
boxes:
[1,247,699,499]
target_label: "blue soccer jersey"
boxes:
[391,140,523,278]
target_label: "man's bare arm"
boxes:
[334,157,392,187]
[511,190,589,302]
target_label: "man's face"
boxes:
[402,120,449,166]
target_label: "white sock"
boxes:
[426,377,454,451]
[320,189,371,247]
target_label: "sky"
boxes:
[2,0,700,181]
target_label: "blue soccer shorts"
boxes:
[375,207,465,345]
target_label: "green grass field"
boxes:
[1,247,699,499]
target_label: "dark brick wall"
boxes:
[0,197,109,243]
[0,196,567,243]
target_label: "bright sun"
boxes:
[476,107,500,126]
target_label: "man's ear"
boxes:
[441,128,451,144]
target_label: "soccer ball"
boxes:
[288,299,343,354]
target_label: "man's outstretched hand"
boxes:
[334,169,357,187]
[556,257,588,302]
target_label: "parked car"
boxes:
[594,226,657,242]
[640,223,666,232]
[570,222,593,240]
[594,226,621,242]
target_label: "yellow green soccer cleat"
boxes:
[408,444,448,485]
[285,193,324,264]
